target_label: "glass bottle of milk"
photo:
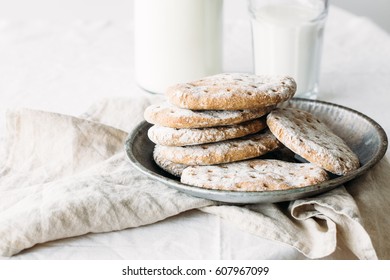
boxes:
[248,0,328,99]
[134,0,223,94]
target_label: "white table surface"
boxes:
[0,3,389,260]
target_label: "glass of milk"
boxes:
[248,0,328,99]
[134,0,223,94]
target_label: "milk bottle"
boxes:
[134,0,223,94]
[249,0,328,98]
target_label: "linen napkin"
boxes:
[0,97,388,259]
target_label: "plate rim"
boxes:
[125,98,388,204]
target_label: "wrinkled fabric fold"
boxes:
[0,104,214,256]
[0,97,386,259]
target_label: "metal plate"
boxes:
[125,98,388,204]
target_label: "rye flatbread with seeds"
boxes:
[266,108,360,175]
[147,118,267,146]
[181,159,329,191]
[166,73,296,110]
[153,130,281,166]
[144,102,275,128]
[153,148,188,177]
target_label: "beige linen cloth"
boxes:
[0,97,389,259]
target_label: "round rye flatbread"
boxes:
[144,102,275,129]
[165,73,296,110]
[153,130,281,166]
[266,108,360,175]
[180,159,329,191]
[147,118,267,146]
[153,149,188,177]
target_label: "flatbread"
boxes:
[144,102,274,128]
[154,130,281,165]
[267,108,360,175]
[181,159,329,191]
[166,73,296,110]
[147,118,266,146]
[153,148,188,177]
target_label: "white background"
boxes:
[0,0,389,33]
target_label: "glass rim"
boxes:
[248,0,329,23]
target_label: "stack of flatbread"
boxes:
[143,73,360,192]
